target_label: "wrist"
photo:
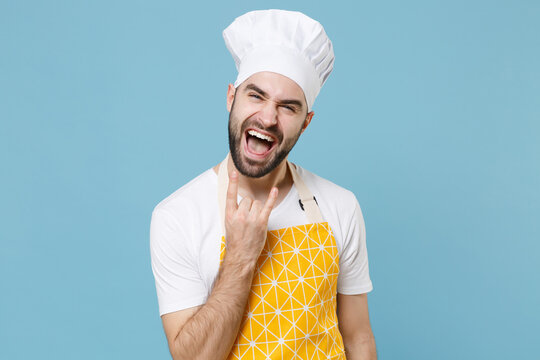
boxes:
[221,254,258,277]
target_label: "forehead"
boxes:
[239,71,306,104]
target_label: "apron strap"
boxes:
[217,153,323,237]
[287,161,324,224]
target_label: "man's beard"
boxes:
[228,103,304,178]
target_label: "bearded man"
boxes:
[150,9,377,360]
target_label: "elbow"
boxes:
[168,341,181,360]
[167,336,188,360]
[168,333,203,360]
[355,330,375,345]
[343,329,376,352]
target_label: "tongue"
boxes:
[247,136,271,155]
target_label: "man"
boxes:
[150,9,376,360]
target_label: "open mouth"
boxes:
[243,128,278,158]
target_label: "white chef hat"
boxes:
[223,9,334,111]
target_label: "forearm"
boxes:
[343,331,377,360]
[170,257,256,360]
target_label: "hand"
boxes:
[224,170,279,265]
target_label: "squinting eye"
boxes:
[249,94,262,100]
[282,105,296,113]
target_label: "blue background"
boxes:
[1,0,539,359]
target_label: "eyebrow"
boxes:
[244,83,304,110]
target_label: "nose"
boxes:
[258,101,278,127]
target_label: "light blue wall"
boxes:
[1,1,538,358]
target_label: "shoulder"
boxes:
[152,168,218,219]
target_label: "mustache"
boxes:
[240,120,283,142]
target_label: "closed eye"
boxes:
[281,105,297,113]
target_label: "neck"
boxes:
[229,158,292,201]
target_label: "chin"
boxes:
[230,151,275,178]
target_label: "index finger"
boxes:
[226,170,239,214]
[260,187,279,221]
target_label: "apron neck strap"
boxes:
[217,153,323,236]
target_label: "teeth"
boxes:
[248,130,274,142]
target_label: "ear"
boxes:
[226,84,236,112]
[300,111,314,134]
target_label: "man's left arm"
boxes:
[337,293,377,360]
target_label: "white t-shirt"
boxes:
[150,164,373,316]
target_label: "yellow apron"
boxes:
[217,155,345,359]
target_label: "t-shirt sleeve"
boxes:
[337,196,373,294]
[150,207,208,316]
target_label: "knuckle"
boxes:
[256,217,266,227]
[250,213,260,223]
[240,198,252,207]
[236,212,246,222]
